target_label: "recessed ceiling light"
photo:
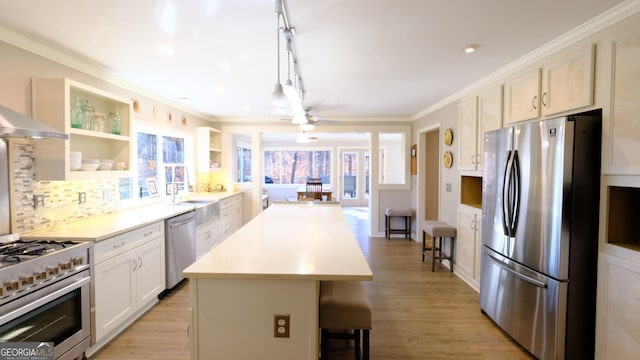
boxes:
[242,105,252,112]
[179,96,188,100]
[463,44,479,54]
[158,45,175,56]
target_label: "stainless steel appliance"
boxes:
[0,139,91,360]
[480,112,601,360]
[164,210,196,290]
[0,239,93,360]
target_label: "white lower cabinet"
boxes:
[219,194,243,241]
[456,205,482,291]
[92,222,165,346]
[196,219,219,259]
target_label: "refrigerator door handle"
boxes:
[501,150,512,236]
[510,150,521,235]
[485,252,547,289]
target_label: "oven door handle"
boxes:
[0,276,90,324]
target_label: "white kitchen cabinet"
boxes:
[219,193,243,241]
[31,78,132,180]
[595,253,640,359]
[93,222,165,345]
[505,68,542,124]
[505,44,595,124]
[540,44,595,116]
[458,96,478,171]
[603,25,640,174]
[456,205,482,291]
[458,86,502,172]
[196,127,223,173]
[196,218,219,259]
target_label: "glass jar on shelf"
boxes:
[93,114,106,132]
[70,96,83,128]
[82,103,94,130]
[107,107,121,135]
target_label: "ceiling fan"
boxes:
[296,130,319,143]
[285,107,338,129]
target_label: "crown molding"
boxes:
[0,25,214,121]
[412,0,640,121]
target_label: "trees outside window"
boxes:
[264,150,331,184]
[236,143,252,183]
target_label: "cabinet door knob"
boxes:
[132,258,137,271]
[541,92,547,107]
[138,256,143,268]
[532,95,538,110]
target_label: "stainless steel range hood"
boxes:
[0,103,68,140]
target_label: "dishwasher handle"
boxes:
[169,217,195,228]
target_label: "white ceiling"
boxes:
[0,0,628,122]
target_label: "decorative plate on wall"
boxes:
[444,128,454,146]
[443,151,453,168]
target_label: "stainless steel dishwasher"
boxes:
[165,210,196,290]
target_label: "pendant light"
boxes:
[271,4,289,111]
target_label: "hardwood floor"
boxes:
[90,207,532,360]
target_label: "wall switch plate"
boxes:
[273,314,290,338]
[446,183,452,192]
[78,192,86,204]
[33,194,44,208]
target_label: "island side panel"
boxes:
[190,278,319,360]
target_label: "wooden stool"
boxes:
[384,208,412,240]
[422,221,456,272]
[319,281,372,360]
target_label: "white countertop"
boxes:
[183,202,373,281]
[21,191,242,242]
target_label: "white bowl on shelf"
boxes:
[70,151,82,160]
[112,161,126,170]
[70,161,82,171]
[98,162,113,171]
[80,163,99,171]
[82,159,100,164]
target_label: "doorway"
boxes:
[424,129,440,220]
[339,148,369,207]
[415,125,440,233]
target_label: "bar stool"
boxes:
[319,281,372,360]
[422,220,456,272]
[384,208,412,240]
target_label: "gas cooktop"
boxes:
[0,240,81,269]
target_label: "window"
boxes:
[134,124,193,199]
[264,149,331,184]
[379,132,406,184]
[236,142,252,183]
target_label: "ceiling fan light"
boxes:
[296,132,310,143]
[300,123,315,131]
[292,113,308,124]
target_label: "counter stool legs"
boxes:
[384,208,412,240]
[421,221,456,272]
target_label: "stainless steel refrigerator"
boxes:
[480,112,601,360]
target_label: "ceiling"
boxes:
[0,0,628,122]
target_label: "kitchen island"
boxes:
[183,202,372,360]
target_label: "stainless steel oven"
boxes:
[0,240,93,360]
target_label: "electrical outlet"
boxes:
[273,314,290,338]
[78,192,86,204]
[33,194,44,208]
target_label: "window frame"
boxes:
[263,146,334,187]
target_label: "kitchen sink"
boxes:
[178,199,219,225]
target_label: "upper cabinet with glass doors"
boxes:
[31,78,132,180]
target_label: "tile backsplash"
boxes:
[11,141,118,233]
